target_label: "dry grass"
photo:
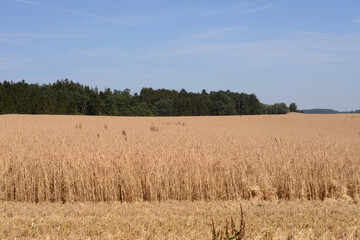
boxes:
[0,114,359,203]
[1,200,360,239]
[211,203,245,240]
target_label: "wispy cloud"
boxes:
[1,31,93,39]
[0,31,94,45]
[197,3,249,17]
[197,3,272,17]
[292,31,334,39]
[74,48,119,57]
[186,26,245,41]
[0,52,19,57]
[294,31,327,36]
[11,0,131,25]
[0,37,23,45]
[0,30,98,48]
[13,0,38,5]
[237,3,273,15]
[42,5,130,25]
[353,19,360,23]
[0,53,35,70]
[133,32,360,70]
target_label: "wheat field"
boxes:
[1,113,360,239]
[1,114,359,203]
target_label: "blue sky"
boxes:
[1,0,360,111]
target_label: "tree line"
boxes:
[0,79,292,116]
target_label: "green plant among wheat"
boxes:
[211,204,245,240]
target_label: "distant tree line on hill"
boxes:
[0,79,291,116]
[300,109,360,114]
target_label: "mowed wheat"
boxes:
[0,114,359,203]
[1,201,360,239]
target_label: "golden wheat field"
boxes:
[1,113,360,239]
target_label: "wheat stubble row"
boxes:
[1,200,360,239]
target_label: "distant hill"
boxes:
[301,109,339,114]
[301,109,360,114]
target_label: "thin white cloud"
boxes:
[237,3,273,15]
[0,38,23,44]
[74,48,119,57]
[186,26,245,41]
[0,54,36,70]
[133,32,360,69]
[42,5,130,25]
[294,31,326,36]
[292,31,334,39]
[197,3,249,17]
[11,0,131,25]
[0,52,18,57]
[13,0,38,5]
[1,32,93,39]
[0,31,94,46]
[197,3,272,17]
[353,19,360,23]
